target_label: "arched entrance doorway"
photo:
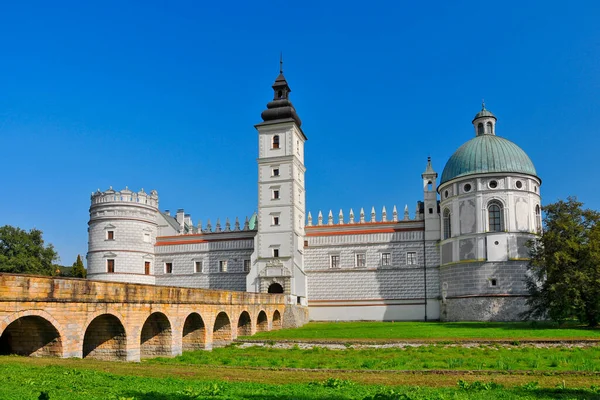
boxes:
[268,283,284,293]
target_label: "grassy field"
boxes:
[2,322,600,399]
[244,321,600,341]
[148,343,600,372]
[1,357,600,399]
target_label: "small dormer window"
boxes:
[272,135,280,149]
[486,121,493,134]
[477,123,484,135]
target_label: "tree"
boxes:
[524,197,600,326]
[0,225,58,276]
[71,254,86,278]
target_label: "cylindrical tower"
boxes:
[87,187,159,284]
[438,104,541,321]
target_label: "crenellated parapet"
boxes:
[195,214,257,234]
[307,204,417,227]
[91,186,159,208]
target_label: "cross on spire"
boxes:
[279,52,283,74]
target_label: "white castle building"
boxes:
[87,68,542,322]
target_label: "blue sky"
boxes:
[0,1,598,266]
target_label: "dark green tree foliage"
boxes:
[524,197,600,326]
[71,254,86,278]
[0,225,58,276]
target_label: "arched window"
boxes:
[486,121,493,134]
[488,201,504,232]
[443,209,452,240]
[272,135,280,149]
[535,205,542,233]
[477,123,484,135]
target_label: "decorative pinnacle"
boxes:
[280,52,283,74]
[482,99,486,110]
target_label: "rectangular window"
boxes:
[355,253,366,268]
[195,261,203,273]
[273,249,279,258]
[272,216,280,226]
[107,259,115,273]
[272,190,280,199]
[107,230,114,240]
[144,261,150,275]
[143,232,151,243]
[243,259,251,272]
[381,252,391,266]
[165,262,173,274]
[219,260,228,272]
[407,252,417,265]
[273,168,280,177]
[330,255,340,268]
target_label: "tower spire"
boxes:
[280,52,283,74]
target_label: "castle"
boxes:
[86,68,542,322]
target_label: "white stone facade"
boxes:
[86,73,542,322]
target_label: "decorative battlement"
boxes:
[194,215,257,234]
[306,204,421,227]
[91,187,159,208]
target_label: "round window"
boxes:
[489,180,498,189]
[444,190,449,198]
[463,183,472,192]
[515,181,523,189]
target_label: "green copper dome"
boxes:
[440,134,537,184]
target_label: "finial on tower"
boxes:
[482,99,486,110]
[280,52,283,74]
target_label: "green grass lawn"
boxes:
[245,321,600,341]
[1,359,600,400]
[149,343,600,372]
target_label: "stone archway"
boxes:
[182,313,206,351]
[83,314,127,360]
[237,311,252,336]
[140,312,172,359]
[272,310,282,330]
[213,312,232,346]
[268,283,284,293]
[0,316,62,357]
[256,310,268,332]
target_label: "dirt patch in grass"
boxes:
[2,356,600,388]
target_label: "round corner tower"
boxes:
[87,187,159,284]
[437,104,542,321]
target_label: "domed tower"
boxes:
[87,187,159,284]
[438,103,542,321]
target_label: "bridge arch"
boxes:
[182,312,206,351]
[272,309,282,330]
[0,310,64,357]
[256,310,268,332]
[213,311,232,346]
[237,311,252,336]
[83,313,127,360]
[140,312,172,358]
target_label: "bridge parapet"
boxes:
[0,274,284,305]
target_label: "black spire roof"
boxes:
[260,70,302,127]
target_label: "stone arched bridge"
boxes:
[0,274,304,362]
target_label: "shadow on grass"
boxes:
[513,388,600,399]
[120,392,351,400]
[438,321,594,331]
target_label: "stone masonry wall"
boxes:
[0,274,288,362]
[305,237,440,301]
